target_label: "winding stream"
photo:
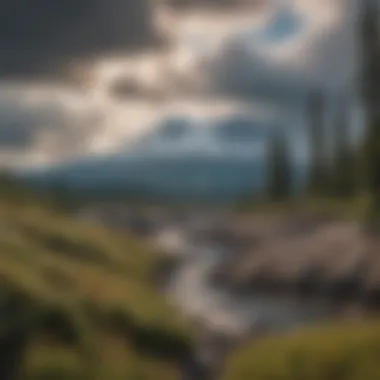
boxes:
[157,221,333,335]
[134,213,337,377]
[78,205,364,378]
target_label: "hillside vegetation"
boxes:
[0,192,192,379]
[222,320,380,380]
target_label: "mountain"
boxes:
[21,114,306,202]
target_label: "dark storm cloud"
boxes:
[165,0,266,10]
[0,0,165,78]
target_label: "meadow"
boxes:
[0,189,192,380]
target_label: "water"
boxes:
[79,205,334,342]
[79,206,334,341]
[157,223,332,339]
[78,206,344,378]
[146,217,338,378]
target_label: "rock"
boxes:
[211,216,380,304]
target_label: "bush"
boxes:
[222,321,380,380]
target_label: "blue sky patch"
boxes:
[242,5,305,46]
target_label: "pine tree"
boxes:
[331,95,356,198]
[306,90,329,197]
[361,0,380,230]
[266,125,292,201]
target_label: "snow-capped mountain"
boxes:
[22,113,306,201]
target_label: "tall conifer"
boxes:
[266,125,292,201]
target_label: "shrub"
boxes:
[222,321,380,380]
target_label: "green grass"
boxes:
[236,195,369,222]
[222,320,380,380]
[0,199,192,380]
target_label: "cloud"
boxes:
[182,0,360,101]
[0,0,165,78]
[0,0,364,170]
[0,85,104,168]
[165,0,267,11]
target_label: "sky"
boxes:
[0,0,162,78]
[0,0,365,170]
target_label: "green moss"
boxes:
[222,321,380,380]
[236,196,368,222]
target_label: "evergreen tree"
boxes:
[331,95,356,197]
[306,90,329,197]
[361,0,380,229]
[266,125,292,201]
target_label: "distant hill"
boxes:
[21,114,306,202]
[25,154,266,201]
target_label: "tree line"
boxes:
[265,0,380,233]
[265,91,357,201]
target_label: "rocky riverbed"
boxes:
[210,214,380,307]
[77,204,380,378]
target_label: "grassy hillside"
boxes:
[222,320,380,380]
[236,196,368,221]
[0,198,192,379]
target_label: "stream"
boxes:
[79,207,338,378]
[154,217,334,375]
[0,3,364,378]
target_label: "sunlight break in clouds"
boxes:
[0,0,363,169]
[0,84,104,169]
[201,0,360,97]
